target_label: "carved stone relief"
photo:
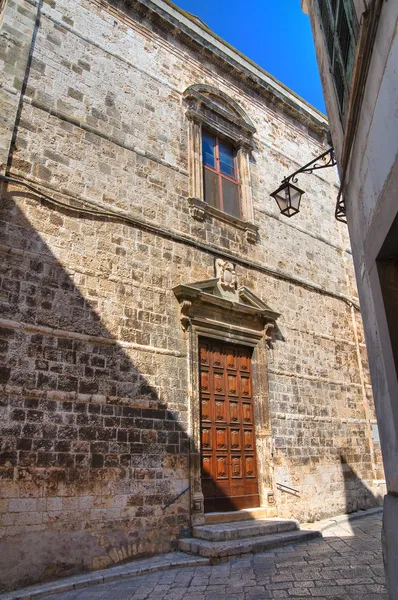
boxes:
[215,258,237,290]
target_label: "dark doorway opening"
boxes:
[377,213,398,378]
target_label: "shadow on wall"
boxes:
[0,189,386,592]
[340,454,384,514]
[0,189,190,592]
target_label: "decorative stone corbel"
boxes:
[245,226,258,244]
[188,197,206,222]
[264,323,275,343]
[236,136,254,153]
[180,300,192,331]
[185,108,203,125]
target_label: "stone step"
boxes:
[204,507,277,524]
[178,529,321,563]
[193,518,299,542]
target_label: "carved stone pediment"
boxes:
[173,279,279,319]
[184,84,256,147]
[173,262,280,342]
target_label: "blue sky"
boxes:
[173,0,326,114]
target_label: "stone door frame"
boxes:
[173,271,279,525]
[191,324,275,522]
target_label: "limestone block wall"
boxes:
[0,0,384,591]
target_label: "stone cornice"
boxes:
[122,0,328,137]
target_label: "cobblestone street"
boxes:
[42,514,386,600]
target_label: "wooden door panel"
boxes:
[230,428,241,450]
[200,345,210,366]
[225,348,237,370]
[244,455,256,478]
[201,371,210,393]
[201,398,211,422]
[238,350,250,372]
[229,401,240,423]
[227,374,238,396]
[243,429,254,450]
[212,347,223,368]
[201,455,213,479]
[242,402,253,424]
[216,456,228,479]
[240,376,251,397]
[215,428,227,450]
[201,427,212,450]
[200,339,260,512]
[215,399,227,423]
[213,372,225,395]
[231,456,243,478]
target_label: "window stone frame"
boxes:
[184,84,259,244]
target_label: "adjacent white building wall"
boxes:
[303,1,398,597]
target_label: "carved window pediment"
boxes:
[184,84,256,146]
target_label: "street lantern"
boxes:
[270,147,340,219]
[270,181,304,218]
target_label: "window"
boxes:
[202,131,240,218]
[316,0,358,118]
[184,84,258,243]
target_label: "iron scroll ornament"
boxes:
[282,147,337,185]
[270,147,338,218]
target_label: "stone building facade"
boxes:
[0,0,385,591]
[301,1,398,597]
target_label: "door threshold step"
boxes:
[204,507,277,524]
[193,518,299,542]
[178,529,321,563]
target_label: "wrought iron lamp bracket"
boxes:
[282,147,337,185]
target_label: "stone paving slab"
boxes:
[0,554,209,600]
[0,509,387,600]
[302,506,383,532]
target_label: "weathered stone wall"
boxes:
[0,191,192,589]
[0,0,384,591]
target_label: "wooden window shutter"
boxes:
[316,0,358,121]
[319,0,334,64]
[339,0,359,87]
[337,1,351,67]
[333,55,345,111]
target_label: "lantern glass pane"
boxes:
[275,185,290,213]
[290,186,302,210]
[271,182,304,217]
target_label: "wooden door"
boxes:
[199,339,260,512]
